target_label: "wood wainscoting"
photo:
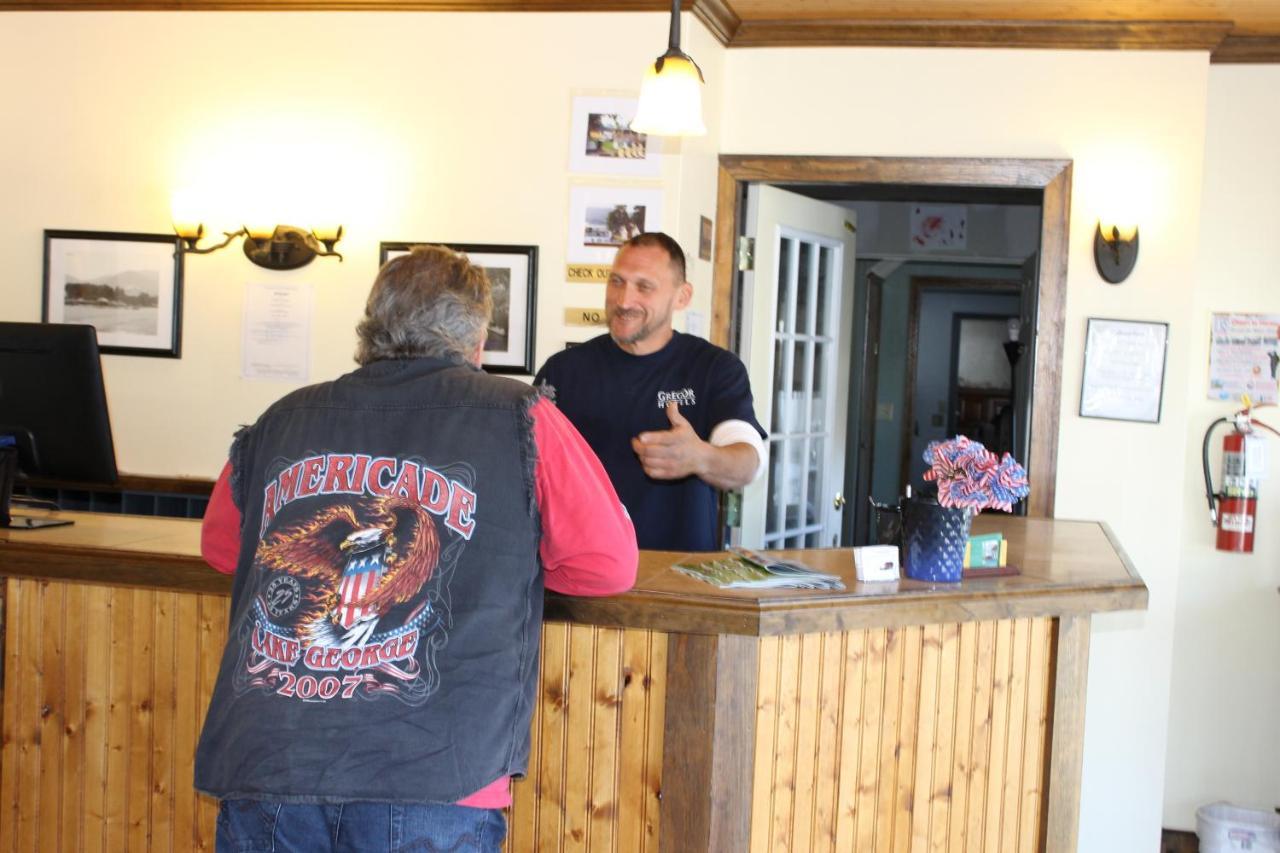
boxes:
[0,575,671,852]
[748,619,1053,852]
[3,573,1059,852]
[2,514,1146,851]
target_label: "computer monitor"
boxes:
[0,321,118,529]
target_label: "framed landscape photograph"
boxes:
[379,242,538,374]
[43,229,184,358]
[568,94,661,178]
[567,185,665,265]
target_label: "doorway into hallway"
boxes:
[712,157,1069,547]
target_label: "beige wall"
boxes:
[723,47,1210,851]
[2,11,1275,846]
[1163,65,1280,831]
[0,11,720,477]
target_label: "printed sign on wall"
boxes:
[1209,313,1280,405]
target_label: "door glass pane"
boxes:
[816,246,833,336]
[776,237,792,330]
[766,441,782,533]
[810,342,827,433]
[785,438,804,531]
[796,242,813,335]
[788,338,808,404]
[805,530,822,548]
[786,534,804,549]
[770,339,785,434]
[805,436,824,526]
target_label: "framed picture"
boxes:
[42,229,184,358]
[568,94,661,178]
[1079,317,1169,423]
[567,185,665,265]
[379,242,538,374]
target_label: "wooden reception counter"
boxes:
[0,512,1145,853]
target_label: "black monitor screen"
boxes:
[0,321,118,484]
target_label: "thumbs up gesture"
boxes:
[632,402,707,480]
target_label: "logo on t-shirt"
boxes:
[656,388,697,408]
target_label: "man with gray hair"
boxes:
[195,245,637,852]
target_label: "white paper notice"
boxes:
[1079,318,1169,423]
[242,283,312,382]
[1208,313,1280,405]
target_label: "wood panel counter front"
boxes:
[1,512,1145,852]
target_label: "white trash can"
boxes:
[1197,802,1280,852]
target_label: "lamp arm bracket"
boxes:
[183,227,247,255]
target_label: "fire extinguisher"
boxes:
[1202,400,1278,553]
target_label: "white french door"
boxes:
[739,185,857,549]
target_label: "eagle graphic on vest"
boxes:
[253,495,441,649]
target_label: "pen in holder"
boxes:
[869,497,902,548]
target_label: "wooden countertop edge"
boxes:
[546,579,1148,636]
[2,520,1150,637]
[0,542,228,594]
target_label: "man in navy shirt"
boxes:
[535,232,766,551]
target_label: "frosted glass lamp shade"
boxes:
[631,54,706,137]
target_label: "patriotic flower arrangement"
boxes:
[921,436,1030,512]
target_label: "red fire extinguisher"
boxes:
[1202,401,1278,553]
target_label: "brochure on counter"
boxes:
[674,547,846,591]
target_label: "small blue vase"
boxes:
[902,497,974,583]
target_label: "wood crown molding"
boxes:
[5,1,1276,61]
[728,18,1235,51]
[0,0,668,9]
[691,0,739,45]
[1211,34,1280,62]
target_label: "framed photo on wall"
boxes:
[379,242,538,375]
[567,185,664,265]
[42,229,184,358]
[568,94,661,178]
[1079,317,1169,423]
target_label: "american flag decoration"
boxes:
[922,435,1030,512]
[338,528,390,630]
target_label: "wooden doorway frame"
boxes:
[712,156,1070,518]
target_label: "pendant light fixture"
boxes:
[630,0,706,137]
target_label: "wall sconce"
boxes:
[1094,221,1139,284]
[630,0,706,137]
[173,222,343,271]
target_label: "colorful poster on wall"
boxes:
[1208,313,1280,405]
[909,204,967,250]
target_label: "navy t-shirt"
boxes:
[534,332,765,552]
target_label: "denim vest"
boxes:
[195,357,543,803]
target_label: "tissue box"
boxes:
[853,545,900,582]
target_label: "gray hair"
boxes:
[355,245,492,365]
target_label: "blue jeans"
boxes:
[216,800,507,853]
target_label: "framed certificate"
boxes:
[1079,318,1169,423]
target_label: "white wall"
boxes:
[1163,65,1280,831]
[723,47,1210,851]
[0,11,721,477]
[3,12,1270,842]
